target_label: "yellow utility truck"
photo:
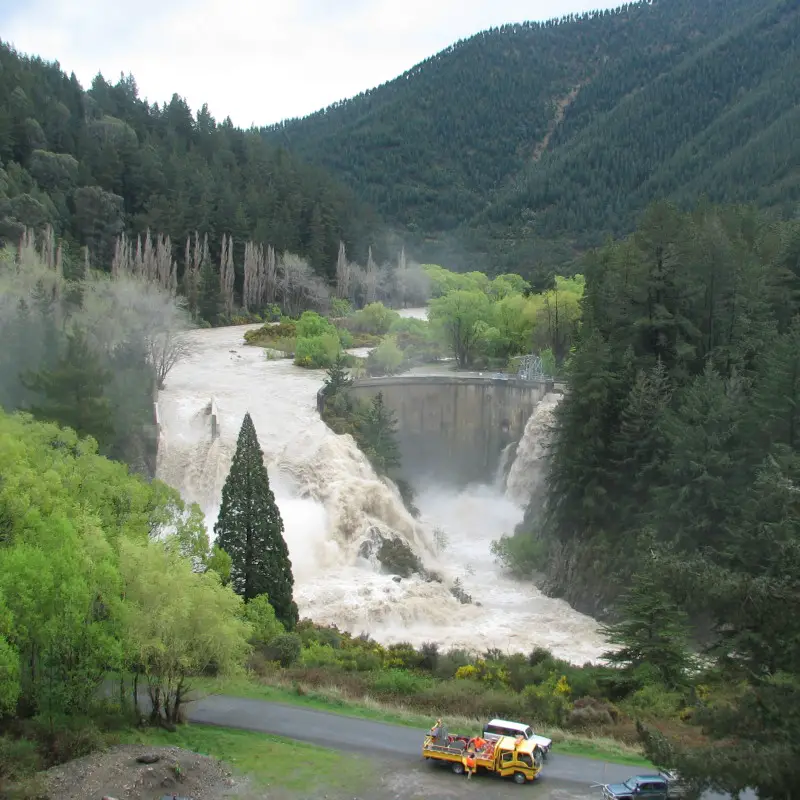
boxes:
[423,721,543,784]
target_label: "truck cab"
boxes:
[483,718,553,756]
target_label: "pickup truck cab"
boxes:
[483,718,553,756]
[602,772,686,800]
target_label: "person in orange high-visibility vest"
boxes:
[463,750,477,780]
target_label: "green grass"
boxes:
[121,724,372,794]
[189,675,653,768]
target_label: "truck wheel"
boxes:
[513,772,527,784]
[452,762,465,775]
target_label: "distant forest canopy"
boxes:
[2,0,799,291]
[0,40,390,289]
[265,0,800,282]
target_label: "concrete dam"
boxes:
[333,374,554,487]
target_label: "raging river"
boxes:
[155,310,606,664]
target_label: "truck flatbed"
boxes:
[423,731,542,784]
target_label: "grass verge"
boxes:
[189,675,652,768]
[121,723,372,794]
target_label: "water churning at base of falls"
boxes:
[155,323,606,663]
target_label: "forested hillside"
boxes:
[266,0,800,281]
[499,201,800,615]
[493,199,800,796]
[0,42,381,279]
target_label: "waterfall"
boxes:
[505,393,561,506]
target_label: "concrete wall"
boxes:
[340,375,552,488]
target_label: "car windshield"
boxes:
[623,780,638,790]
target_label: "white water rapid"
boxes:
[156,320,606,663]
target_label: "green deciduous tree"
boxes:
[429,289,492,367]
[119,537,251,723]
[214,412,298,629]
[241,593,284,648]
[0,407,250,727]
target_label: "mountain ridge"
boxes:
[264,0,799,282]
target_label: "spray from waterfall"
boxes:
[494,442,516,491]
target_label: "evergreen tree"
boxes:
[22,325,114,448]
[214,412,298,629]
[197,256,222,325]
[356,392,401,474]
[321,352,353,398]
[600,570,692,688]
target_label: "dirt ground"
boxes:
[42,745,251,800]
[37,745,599,800]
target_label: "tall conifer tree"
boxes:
[215,412,298,629]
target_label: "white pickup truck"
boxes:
[482,718,553,757]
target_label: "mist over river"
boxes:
[155,318,606,663]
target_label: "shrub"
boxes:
[3,773,50,800]
[243,321,297,345]
[621,683,684,720]
[0,736,42,781]
[385,642,424,670]
[294,333,341,368]
[522,675,573,726]
[420,680,522,720]
[301,642,341,668]
[419,642,439,671]
[366,335,404,376]
[25,715,106,766]
[375,539,423,578]
[348,303,400,335]
[450,578,472,604]
[490,532,547,577]
[337,326,354,348]
[435,648,472,679]
[296,311,337,339]
[370,669,431,697]
[242,593,284,647]
[566,697,618,729]
[330,298,352,319]
[352,650,382,672]
[265,633,303,667]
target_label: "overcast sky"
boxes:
[3,0,621,127]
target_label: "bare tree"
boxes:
[278,252,330,316]
[113,230,176,295]
[243,240,274,312]
[335,241,352,300]
[363,246,379,305]
[155,233,177,296]
[183,231,206,318]
[242,240,256,312]
[148,329,192,390]
[349,261,366,305]
[265,244,277,305]
[219,234,235,317]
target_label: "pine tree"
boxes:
[600,570,692,688]
[214,412,298,629]
[322,353,354,399]
[22,325,114,448]
[357,392,401,474]
[197,255,221,325]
